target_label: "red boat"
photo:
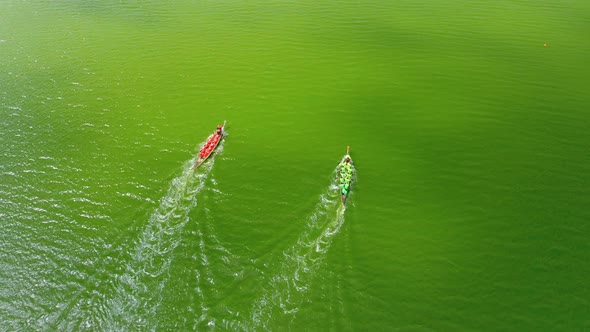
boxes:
[192,121,226,170]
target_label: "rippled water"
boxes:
[1,0,590,331]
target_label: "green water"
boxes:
[1,0,589,330]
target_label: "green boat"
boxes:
[338,146,354,204]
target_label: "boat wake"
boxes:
[102,142,225,331]
[247,163,352,330]
[190,203,243,330]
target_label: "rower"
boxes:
[339,159,349,170]
[216,125,223,135]
[340,156,351,167]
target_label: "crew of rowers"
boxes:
[339,156,353,195]
[199,125,223,159]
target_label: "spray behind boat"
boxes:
[245,149,353,329]
[100,130,228,330]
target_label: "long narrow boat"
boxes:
[192,120,226,170]
[338,146,354,204]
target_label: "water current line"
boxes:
[248,160,354,330]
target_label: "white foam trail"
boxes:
[192,192,242,329]
[248,160,354,330]
[103,141,225,331]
